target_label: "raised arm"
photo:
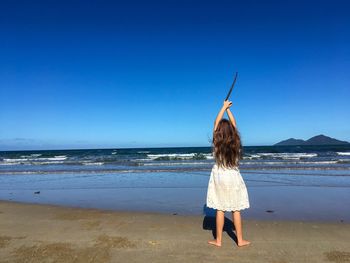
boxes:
[226,107,237,128]
[214,100,232,132]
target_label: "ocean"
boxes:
[1,145,350,174]
[1,145,350,221]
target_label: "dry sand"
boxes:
[0,200,349,263]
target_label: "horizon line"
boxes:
[2,143,349,152]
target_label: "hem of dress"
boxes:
[206,203,250,212]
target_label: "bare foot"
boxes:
[208,240,222,247]
[237,240,251,247]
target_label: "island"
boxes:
[275,134,350,146]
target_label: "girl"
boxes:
[206,100,250,247]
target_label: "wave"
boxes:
[147,153,196,160]
[3,156,67,163]
[82,162,104,166]
[243,154,261,159]
[3,158,28,162]
[20,154,42,158]
[0,162,21,166]
[244,153,317,160]
[204,153,214,160]
[241,161,339,165]
[337,152,350,156]
[142,161,209,166]
[30,161,66,165]
[147,153,212,160]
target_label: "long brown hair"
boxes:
[212,118,242,168]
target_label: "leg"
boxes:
[232,210,250,247]
[208,210,225,247]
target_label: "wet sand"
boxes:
[0,201,350,263]
[2,170,350,222]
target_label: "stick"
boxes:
[225,72,238,101]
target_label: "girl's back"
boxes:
[206,100,250,247]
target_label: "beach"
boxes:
[1,146,350,222]
[1,169,350,222]
[1,146,350,262]
[1,200,350,263]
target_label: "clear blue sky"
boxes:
[1,0,349,150]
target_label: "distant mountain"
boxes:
[274,138,305,146]
[304,135,349,145]
[275,134,349,146]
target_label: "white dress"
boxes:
[206,163,250,211]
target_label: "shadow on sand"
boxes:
[202,205,238,244]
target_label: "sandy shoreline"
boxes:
[2,171,350,222]
[1,201,350,263]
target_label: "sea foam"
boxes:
[337,152,350,156]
